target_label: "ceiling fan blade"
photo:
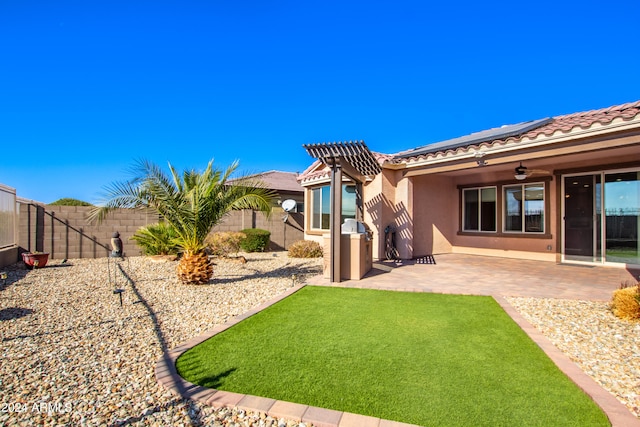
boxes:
[527,169,551,176]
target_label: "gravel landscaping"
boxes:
[506,297,640,419]
[1,253,322,426]
[1,253,638,426]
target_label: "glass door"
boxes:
[603,171,640,265]
[563,170,640,266]
[563,174,600,263]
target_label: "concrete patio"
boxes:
[307,253,640,301]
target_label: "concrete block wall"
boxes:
[16,203,305,262]
[18,203,160,260]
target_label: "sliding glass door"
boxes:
[563,170,639,266]
[603,172,639,265]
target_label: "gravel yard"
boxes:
[1,253,322,426]
[506,297,640,419]
[1,254,638,426]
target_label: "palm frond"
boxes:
[92,158,275,254]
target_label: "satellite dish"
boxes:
[282,199,297,212]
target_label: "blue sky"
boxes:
[1,0,639,203]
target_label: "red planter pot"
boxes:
[22,252,50,269]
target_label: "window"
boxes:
[462,187,496,232]
[0,186,16,249]
[310,184,357,230]
[504,183,544,233]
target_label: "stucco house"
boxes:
[298,100,640,272]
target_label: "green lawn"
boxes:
[176,286,609,426]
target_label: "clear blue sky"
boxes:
[1,0,639,204]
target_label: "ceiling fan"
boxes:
[514,162,551,180]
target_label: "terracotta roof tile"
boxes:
[394,100,640,163]
[232,170,304,193]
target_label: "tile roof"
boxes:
[395,118,553,159]
[394,100,640,163]
[235,171,304,193]
[297,100,640,180]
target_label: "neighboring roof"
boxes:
[394,100,640,163]
[234,171,304,193]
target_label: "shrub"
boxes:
[611,282,640,320]
[288,240,323,258]
[131,222,180,255]
[239,228,270,252]
[49,198,93,206]
[206,232,246,257]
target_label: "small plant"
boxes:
[239,228,270,252]
[206,232,246,257]
[131,222,180,255]
[611,281,640,321]
[288,240,323,258]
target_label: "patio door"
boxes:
[563,170,640,266]
[563,174,601,263]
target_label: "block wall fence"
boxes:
[16,203,304,262]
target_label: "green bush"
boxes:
[131,222,180,255]
[288,240,323,258]
[239,228,270,252]
[49,198,93,206]
[206,231,246,257]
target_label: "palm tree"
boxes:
[90,159,274,284]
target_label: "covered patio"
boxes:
[307,253,640,301]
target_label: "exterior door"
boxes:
[563,174,600,262]
[563,170,639,266]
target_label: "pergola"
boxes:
[303,140,381,282]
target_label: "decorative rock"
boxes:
[507,297,640,418]
[0,253,321,426]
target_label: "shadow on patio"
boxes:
[307,253,640,301]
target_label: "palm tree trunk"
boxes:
[176,250,213,285]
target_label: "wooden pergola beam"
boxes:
[303,141,381,283]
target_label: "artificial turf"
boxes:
[176,286,609,426]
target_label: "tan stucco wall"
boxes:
[411,174,456,256]
[301,132,640,264]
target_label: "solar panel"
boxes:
[396,117,553,158]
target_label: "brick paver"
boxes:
[308,253,640,301]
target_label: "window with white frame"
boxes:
[310,184,357,230]
[504,183,545,233]
[462,187,497,232]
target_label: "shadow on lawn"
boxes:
[196,368,237,389]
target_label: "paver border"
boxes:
[156,283,639,427]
